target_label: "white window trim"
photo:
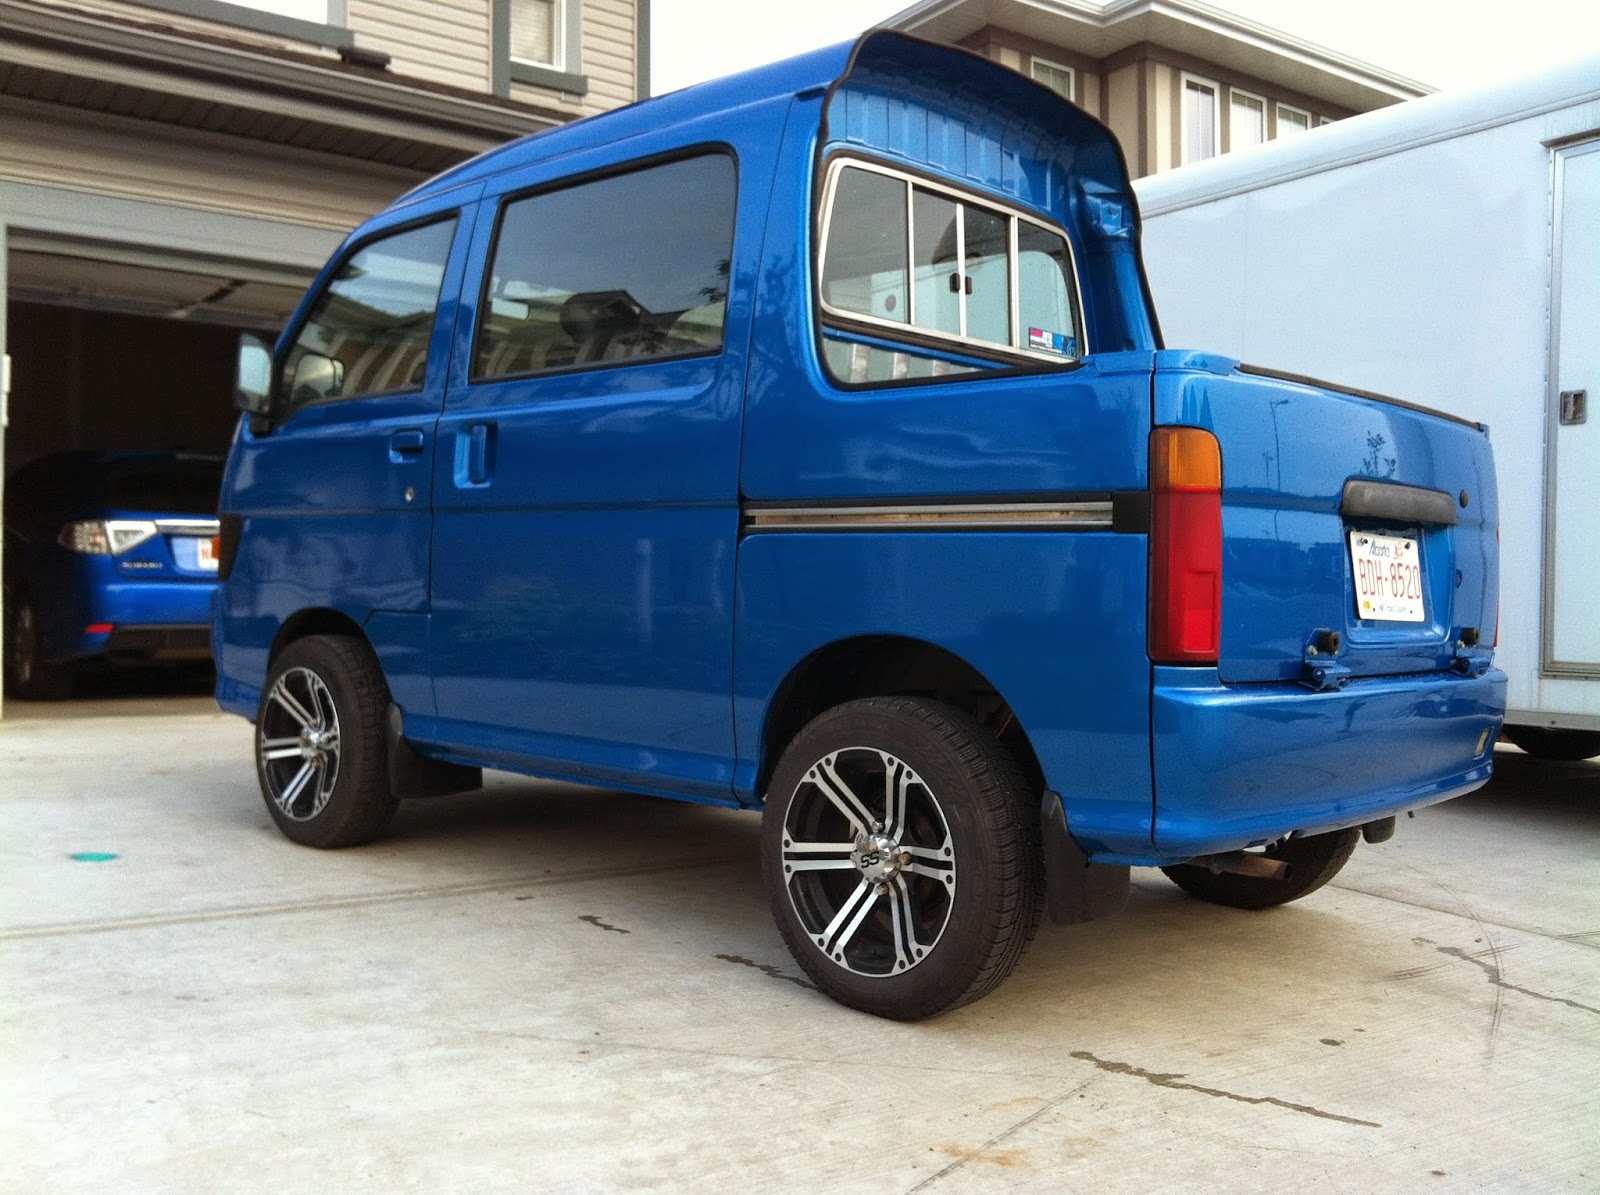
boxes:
[1030,56,1076,102]
[1228,86,1268,151]
[816,156,1091,364]
[1180,72,1220,166]
[1275,103,1312,137]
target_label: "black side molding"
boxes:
[1342,479,1458,527]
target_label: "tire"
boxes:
[1501,725,1600,762]
[4,597,75,701]
[1160,828,1360,910]
[255,634,397,848]
[760,697,1043,1021]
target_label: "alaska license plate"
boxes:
[1349,531,1424,622]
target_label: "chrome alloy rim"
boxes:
[780,748,956,977]
[258,667,342,822]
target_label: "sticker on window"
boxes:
[1028,327,1076,356]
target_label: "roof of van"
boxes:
[398,41,857,206]
[1134,51,1600,217]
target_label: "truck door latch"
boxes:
[1301,630,1351,692]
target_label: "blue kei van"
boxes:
[218,31,1506,1019]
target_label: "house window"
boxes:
[510,0,560,69]
[1230,90,1266,150]
[123,0,350,48]
[1182,75,1219,164]
[1030,58,1075,102]
[493,0,587,96]
[1277,105,1311,137]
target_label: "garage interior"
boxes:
[6,248,305,469]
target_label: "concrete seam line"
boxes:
[0,855,747,941]
[1327,881,1597,951]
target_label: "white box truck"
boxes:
[1135,54,1600,760]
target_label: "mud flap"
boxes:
[1041,789,1130,925]
[387,705,482,800]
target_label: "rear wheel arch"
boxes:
[269,608,370,667]
[758,635,1046,799]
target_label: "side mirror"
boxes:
[234,334,274,416]
[287,351,345,405]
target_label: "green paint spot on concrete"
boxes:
[70,852,118,862]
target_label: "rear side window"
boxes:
[819,160,1085,379]
[281,218,457,413]
[474,153,737,380]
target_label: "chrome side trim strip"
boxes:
[744,501,1113,532]
[153,519,222,535]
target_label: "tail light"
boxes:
[1149,426,1223,664]
[58,520,159,555]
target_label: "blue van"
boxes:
[217,32,1505,1019]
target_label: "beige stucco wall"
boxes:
[1104,63,1140,176]
[1,99,419,233]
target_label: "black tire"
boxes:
[1501,725,1600,762]
[255,634,397,848]
[1160,828,1360,910]
[4,596,75,701]
[760,697,1043,1021]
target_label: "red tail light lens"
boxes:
[1149,426,1222,665]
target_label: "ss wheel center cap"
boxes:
[852,832,907,884]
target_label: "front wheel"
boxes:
[760,697,1042,1021]
[1160,828,1360,910]
[255,634,396,848]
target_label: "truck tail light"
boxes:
[1149,426,1222,665]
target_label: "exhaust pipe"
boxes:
[1184,850,1289,880]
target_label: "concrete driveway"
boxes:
[3,696,1596,1192]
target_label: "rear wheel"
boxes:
[1160,828,1359,910]
[4,598,75,700]
[1502,726,1600,762]
[255,634,396,848]
[761,697,1042,1021]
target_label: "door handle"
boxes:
[453,422,496,487]
[389,429,426,461]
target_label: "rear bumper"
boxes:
[1151,664,1507,860]
[48,580,216,662]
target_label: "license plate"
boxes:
[194,536,219,572]
[1349,531,1424,622]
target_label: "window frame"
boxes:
[1029,56,1076,103]
[1228,87,1268,151]
[491,0,588,97]
[1275,103,1312,138]
[1181,73,1221,165]
[123,0,352,50]
[814,155,1090,373]
[468,144,741,387]
[273,212,460,417]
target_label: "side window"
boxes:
[474,153,737,380]
[281,218,458,414]
[817,162,1085,383]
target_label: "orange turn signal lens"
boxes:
[1150,426,1222,492]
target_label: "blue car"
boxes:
[3,451,222,699]
[215,31,1505,1019]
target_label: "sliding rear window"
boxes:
[818,159,1085,383]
